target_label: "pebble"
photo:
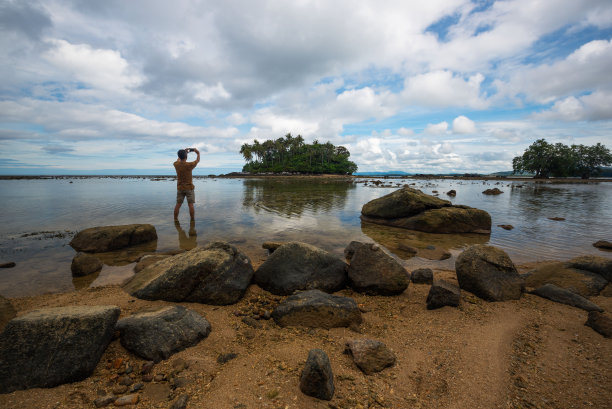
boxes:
[154,374,165,382]
[118,376,133,386]
[114,394,139,406]
[130,383,144,393]
[142,374,153,382]
[169,394,190,409]
[93,395,115,408]
[217,352,238,364]
[141,361,154,375]
[112,385,128,394]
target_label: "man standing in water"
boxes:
[174,147,200,220]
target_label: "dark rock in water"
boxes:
[411,268,433,284]
[272,290,362,329]
[529,284,603,312]
[585,311,612,338]
[344,339,396,374]
[70,224,157,253]
[71,252,103,277]
[116,305,211,363]
[133,254,171,273]
[523,262,608,297]
[482,188,503,195]
[0,295,16,332]
[427,280,461,310]
[344,241,408,295]
[262,241,284,253]
[0,262,16,268]
[498,224,514,230]
[446,190,456,197]
[593,240,612,250]
[566,255,612,282]
[548,217,565,221]
[455,245,523,301]
[254,242,347,295]
[0,305,120,393]
[124,241,254,305]
[299,349,334,400]
[361,188,491,234]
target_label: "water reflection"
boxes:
[175,220,198,251]
[242,179,354,217]
[93,241,158,266]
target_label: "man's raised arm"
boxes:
[192,148,200,166]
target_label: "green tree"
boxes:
[571,143,612,179]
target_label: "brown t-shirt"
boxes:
[174,160,198,191]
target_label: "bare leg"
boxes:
[174,203,181,220]
[188,203,195,220]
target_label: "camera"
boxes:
[186,148,194,152]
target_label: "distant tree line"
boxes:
[512,139,612,179]
[240,133,358,174]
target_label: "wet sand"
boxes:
[1,263,610,409]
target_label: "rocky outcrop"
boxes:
[70,224,157,253]
[271,290,362,329]
[344,339,396,374]
[427,280,461,310]
[523,262,607,297]
[116,306,211,363]
[360,187,491,234]
[124,242,253,305]
[0,295,16,331]
[254,242,347,295]
[566,255,612,282]
[71,252,103,276]
[585,311,612,338]
[300,349,334,400]
[446,190,456,197]
[529,284,603,312]
[411,268,433,284]
[0,305,120,393]
[593,240,612,250]
[455,245,523,301]
[482,188,503,195]
[344,241,409,295]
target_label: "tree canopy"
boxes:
[240,133,358,174]
[512,139,612,179]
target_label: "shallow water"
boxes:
[0,177,610,297]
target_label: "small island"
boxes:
[240,133,358,175]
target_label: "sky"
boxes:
[1,0,612,175]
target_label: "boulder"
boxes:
[593,240,612,250]
[133,254,171,273]
[254,242,347,295]
[0,305,120,393]
[0,295,16,331]
[361,187,451,219]
[427,280,461,310]
[344,241,409,295]
[585,311,612,338]
[271,290,362,329]
[482,188,503,195]
[455,245,523,301]
[71,252,103,277]
[116,305,211,363]
[344,339,396,374]
[446,190,456,197]
[529,284,603,312]
[124,241,253,305]
[299,349,334,400]
[70,224,157,253]
[523,262,608,297]
[411,268,433,284]
[566,255,612,282]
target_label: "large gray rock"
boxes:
[116,305,211,363]
[70,224,157,253]
[361,187,491,234]
[566,255,612,282]
[299,349,334,400]
[344,241,408,295]
[529,284,603,312]
[344,339,396,374]
[455,245,523,301]
[585,311,612,338]
[427,280,461,310]
[0,305,120,393]
[123,241,253,305]
[0,295,16,332]
[254,242,347,295]
[71,252,103,277]
[272,290,362,329]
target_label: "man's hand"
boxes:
[193,148,200,154]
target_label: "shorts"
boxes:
[176,189,195,204]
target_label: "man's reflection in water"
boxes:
[174,220,197,250]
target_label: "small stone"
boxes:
[154,374,165,382]
[125,366,133,375]
[300,349,334,400]
[112,385,129,394]
[217,352,238,364]
[497,224,514,230]
[411,268,433,284]
[172,377,192,388]
[548,217,565,221]
[142,374,153,382]
[426,280,461,310]
[94,395,115,408]
[242,316,262,328]
[113,394,139,406]
[141,361,154,375]
[344,339,396,374]
[130,383,144,393]
[118,375,133,386]
[169,394,190,409]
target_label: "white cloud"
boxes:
[424,121,449,134]
[401,71,488,109]
[452,115,476,134]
